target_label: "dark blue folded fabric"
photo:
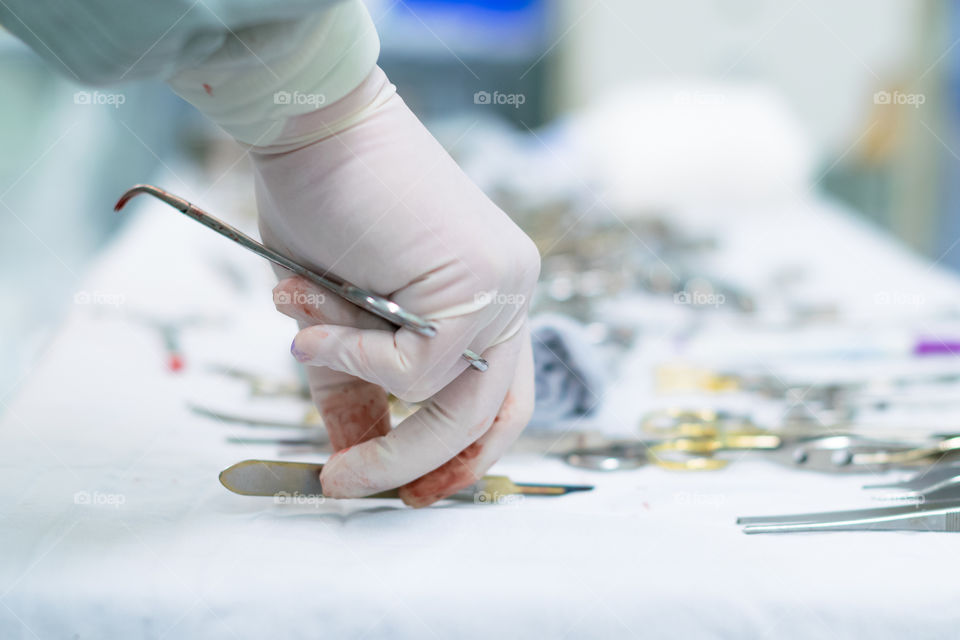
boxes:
[530,314,606,428]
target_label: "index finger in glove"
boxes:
[272,276,393,451]
[273,276,393,332]
[277,274,476,400]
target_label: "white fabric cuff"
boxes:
[167,0,380,146]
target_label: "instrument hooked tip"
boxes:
[114,184,191,214]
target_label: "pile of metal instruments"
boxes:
[560,407,960,473]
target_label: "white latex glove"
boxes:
[254,66,540,507]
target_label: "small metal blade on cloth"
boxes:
[220,459,593,502]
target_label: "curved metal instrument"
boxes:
[115,184,488,371]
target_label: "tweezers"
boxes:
[738,500,960,533]
[864,464,960,503]
[188,404,323,430]
[115,184,488,371]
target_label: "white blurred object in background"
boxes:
[565,83,816,212]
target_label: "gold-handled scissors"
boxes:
[640,408,765,437]
[646,432,782,471]
[563,409,781,472]
[640,409,781,470]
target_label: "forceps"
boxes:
[115,184,488,372]
[738,501,960,533]
[864,464,960,502]
[738,465,960,532]
[207,365,310,399]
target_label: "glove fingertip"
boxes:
[398,489,442,509]
[291,326,331,363]
[319,446,382,499]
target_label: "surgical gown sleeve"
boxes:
[0,0,380,145]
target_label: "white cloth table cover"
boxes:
[3,185,960,639]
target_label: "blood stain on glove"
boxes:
[286,279,327,322]
[397,391,518,507]
[397,441,484,508]
[491,392,515,426]
[320,383,391,451]
[273,279,329,326]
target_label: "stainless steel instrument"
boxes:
[115,184,488,371]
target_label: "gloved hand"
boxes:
[254,66,540,507]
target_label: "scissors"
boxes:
[642,409,782,470]
[563,409,782,472]
[115,184,488,372]
[561,435,781,472]
[640,408,769,437]
[564,408,947,473]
